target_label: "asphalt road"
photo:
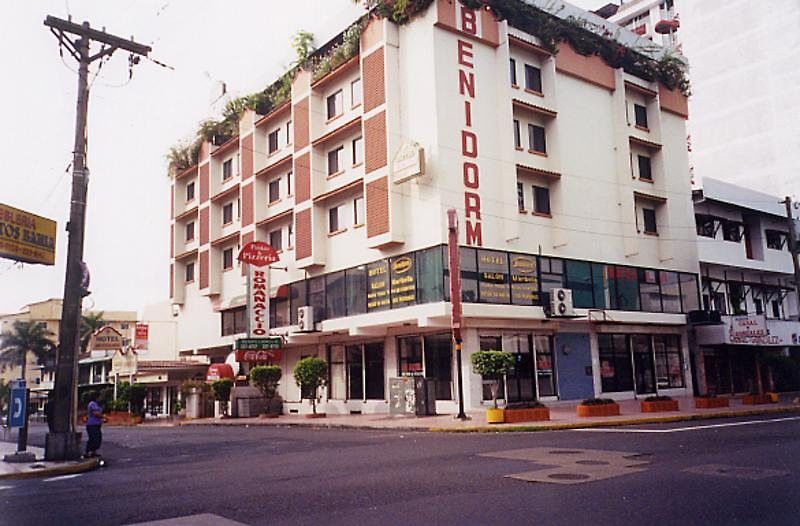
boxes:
[3,415,800,526]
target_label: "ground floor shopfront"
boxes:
[242,305,694,415]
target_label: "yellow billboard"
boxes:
[0,203,56,265]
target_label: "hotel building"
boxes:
[169,0,700,415]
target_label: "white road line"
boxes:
[0,485,13,490]
[576,416,800,434]
[43,474,83,482]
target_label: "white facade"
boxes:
[170,0,701,415]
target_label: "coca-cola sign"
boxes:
[235,349,282,363]
[237,241,279,267]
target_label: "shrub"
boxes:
[211,379,234,416]
[506,401,546,410]
[470,350,515,409]
[293,357,327,414]
[129,383,147,416]
[644,395,673,402]
[180,379,210,395]
[580,398,616,406]
[250,365,282,414]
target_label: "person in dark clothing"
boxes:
[85,392,104,458]
[44,393,55,433]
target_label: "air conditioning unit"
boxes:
[297,306,315,332]
[550,288,575,317]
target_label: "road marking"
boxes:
[43,474,83,482]
[0,485,13,491]
[576,416,800,434]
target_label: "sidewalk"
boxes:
[0,439,99,481]
[178,395,800,432]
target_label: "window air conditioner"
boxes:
[550,288,575,317]
[297,306,315,332]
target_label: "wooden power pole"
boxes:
[43,16,150,461]
[784,196,800,306]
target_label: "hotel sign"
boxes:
[92,326,124,351]
[390,255,416,308]
[392,141,425,184]
[367,260,391,312]
[0,203,56,265]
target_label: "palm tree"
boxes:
[0,320,56,381]
[80,311,105,353]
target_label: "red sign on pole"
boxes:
[447,208,462,342]
[237,241,279,267]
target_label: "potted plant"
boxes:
[211,378,234,417]
[504,400,550,423]
[640,395,679,413]
[180,379,211,418]
[470,350,515,424]
[576,397,620,417]
[250,365,282,417]
[293,357,327,417]
[694,393,729,409]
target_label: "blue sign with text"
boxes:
[9,380,27,428]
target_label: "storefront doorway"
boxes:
[599,333,685,396]
[631,335,656,395]
[479,333,557,402]
[397,334,453,400]
[703,348,757,395]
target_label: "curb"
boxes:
[0,457,100,481]
[429,406,800,433]
[179,420,431,432]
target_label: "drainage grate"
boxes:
[576,460,610,466]
[547,473,591,480]
[548,450,584,455]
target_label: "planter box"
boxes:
[576,403,620,417]
[695,397,729,409]
[742,394,774,405]
[486,408,505,424]
[104,411,142,426]
[305,413,326,419]
[503,407,550,423]
[640,399,679,413]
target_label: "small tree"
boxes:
[293,357,327,414]
[128,383,147,416]
[211,379,234,417]
[470,350,515,409]
[250,365,282,415]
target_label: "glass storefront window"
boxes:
[509,254,538,305]
[533,335,556,397]
[611,266,640,311]
[270,298,289,328]
[539,257,564,297]
[326,271,346,319]
[477,249,510,304]
[289,281,307,325]
[390,253,417,308]
[631,334,656,395]
[639,269,662,312]
[309,276,326,321]
[460,246,479,302]
[327,345,345,400]
[592,263,610,309]
[599,334,634,393]
[654,335,684,388]
[346,266,367,315]
[679,273,700,312]
[565,260,593,308]
[417,246,444,304]
[346,345,363,400]
[364,342,385,400]
[660,271,681,313]
[424,333,453,400]
[480,336,505,401]
[367,260,390,312]
[398,336,423,376]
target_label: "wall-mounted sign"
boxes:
[0,203,56,265]
[236,337,282,350]
[510,254,538,304]
[238,241,279,267]
[134,323,149,351]
[390,255,416,308]
[92,326,124,351]
[392,141,425,184]
[477,250,509,304]
[367,260,390,312]
[235,349,282,363]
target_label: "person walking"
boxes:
[85,392,104,458]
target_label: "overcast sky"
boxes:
[0,0,599,316]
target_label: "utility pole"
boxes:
[43,16,150,461]
[783,196,800,306]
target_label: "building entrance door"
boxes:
[631,335,656,395]
[505,334,535,403]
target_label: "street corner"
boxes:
[0,456,100,481]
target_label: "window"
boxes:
[269,229,282,251]
[222,158,233,181]
[533,186,550,215]
[722,220,742,242]
[288,222,294,248]
[351,78,362,107]
[286,120,292,145]
[185,221,195,242]
[221,307,246,336]
[509,58,517,85]
[598,334,634,393]
[222,248,234,270]
[329,205,343,233]
[528,124,546,154]
[346,265,367,315]
[653,335,684,388]
[352,136,364,165]
[268,179,281,203]
[642,207,657,234]
[326,271,347,319]
[639,269,662,312]
[222,202,234,225]
[186,181,195,201]
[695,214,715,237]
[765,230,786,250]
[771,299,781,319]
[286,171,292,195]
[328,146,343,175]
[398,336,423,376]
[754,298,764,315]
[513,120,521,149]
[634,104,648,129]
[268,129,279,154]
[637,155,652,181]
[353,196,365,226]
[185,262,195,283]
[326,90,343,119]
[565,260,593,308]
[517,182,525,211]
[524,64,542,93]
[398,334,452,400]
[479,336,505,400]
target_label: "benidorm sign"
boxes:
[0,203,56,265]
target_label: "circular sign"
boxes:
[237,241,279,267]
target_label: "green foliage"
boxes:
[580,397,616,406]
[0,320,56,380]
[0,379,9,412]
[293,357,327,414]
[292,30,316,66]
[116,381,131,403]
[79,312,106,354]
[644,395,673,402]
[180,379,210,395]
[250,365,282,409]
[106,398,128,412]
[471,350,514,408]
[166,139,201,174]
[362,0,435,24]
[211,378,234,402]
[129,383,147,416]
[312,19,366,82]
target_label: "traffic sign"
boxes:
[236,337,282,350]
[9,381,27,429]
[237,241,279,267]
